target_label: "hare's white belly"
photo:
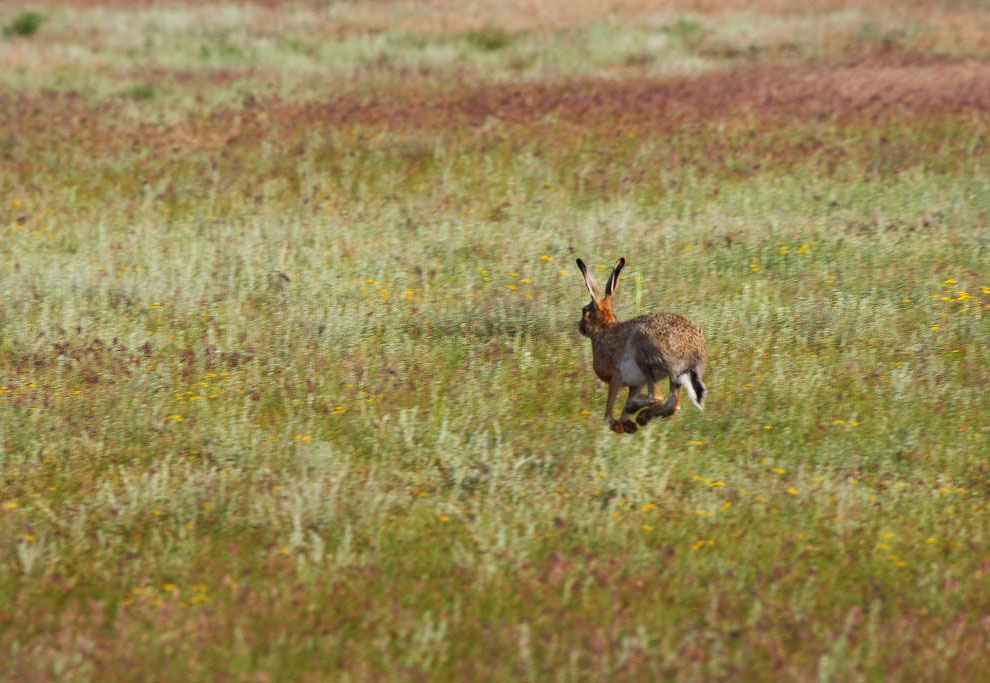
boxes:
[618,353,647,386]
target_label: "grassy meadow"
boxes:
[3,0,990,679]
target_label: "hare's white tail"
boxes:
[677,370,707,411]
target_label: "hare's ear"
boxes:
[605,257,626,298]
[576,258,600,303]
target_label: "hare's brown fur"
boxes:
[590,313,707,384]
[577,257,709,434]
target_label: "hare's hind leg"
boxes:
[636,378,681,426]
[624,377,664,428]
[626,381,659,413]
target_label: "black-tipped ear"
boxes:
[576,258,600,302]
[605,257,626,298]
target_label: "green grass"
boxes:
[3,10,44,38]
[2,1,990,680]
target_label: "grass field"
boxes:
[3,1,990,680]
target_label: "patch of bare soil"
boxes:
[287,52,990,132]
[2,51,987,158]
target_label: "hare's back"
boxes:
[631,312,708,375]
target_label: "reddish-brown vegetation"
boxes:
[2,52,986,159]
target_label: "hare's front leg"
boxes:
[617,386,647,433]
[604,379,636,434]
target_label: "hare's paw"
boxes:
[607,416,638,434]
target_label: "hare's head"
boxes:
[576,257,625,337]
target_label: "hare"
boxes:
[576,257,708,434]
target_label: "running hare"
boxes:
[576,257,708,434]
